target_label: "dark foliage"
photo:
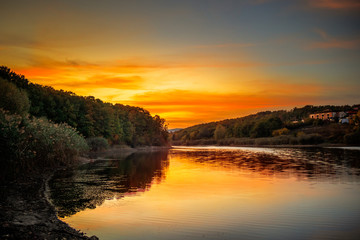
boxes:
[0,109,88,180]
[0,66,168,147]
[344,130,360,144]
[171,104,358,146]
[86,137,109,152]
[0,77,30,116]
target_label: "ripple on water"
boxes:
[51,147,360,240]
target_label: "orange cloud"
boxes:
[309,0,360,9]
[49,75,143,89]
[120,83,326,128]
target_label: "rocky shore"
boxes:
[0,171,98,240]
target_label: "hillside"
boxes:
[0,66,168,147]
[171,105,360,146]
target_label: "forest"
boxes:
[0,66,168,179]
[0,66,168,146]
[171,105,360,146]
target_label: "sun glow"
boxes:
[1,0,359,128]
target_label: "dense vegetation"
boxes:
[171,105,360,146]
[0,108,89,180]
[0,66,168,147]
[0,66,169,180]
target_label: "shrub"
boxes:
[272,128,290,136]
[0,110,27,169]
[0,109,88,180]
[87,137,109,151]
[25,117,89,167]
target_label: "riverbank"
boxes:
[0,146,171,239]
[172,142,360,149]
[0,170,98,240]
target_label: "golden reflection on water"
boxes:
[54,147,360,240]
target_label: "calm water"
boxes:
[50,147,360,240]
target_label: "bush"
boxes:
[0,109,88,180]
[25,117,89,167]
[272,128,290,136]
[0,110,26,167]
[87,137,109,151]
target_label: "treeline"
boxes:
[0,66,168,180]
[171,105,360,146]
[0,66,168,147]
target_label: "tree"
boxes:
[0,66,169,147]
[0,78,30,116]
[214,124,226,140]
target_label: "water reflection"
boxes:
[50,147,360,240]
[172,147,360,180]
[50,151,169,217]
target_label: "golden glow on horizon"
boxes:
[1,0,360,128]
[12,61,341,128]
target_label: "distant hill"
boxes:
[171,105,360,146]
[168,128,183,133]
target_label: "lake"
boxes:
[50,146,360,240]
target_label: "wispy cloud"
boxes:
[308,0,360,9]
[50,75,143,89]
[307,29,360,49]
[308,39,360,49]
[191,43,256,49]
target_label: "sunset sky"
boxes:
[1,0,359,128]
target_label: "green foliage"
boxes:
[87,137,109,152]
[272,128,290,136]
[0,77,30,116]
[25,117,89,165]
[250,117,283,138]
[170,104,358,146]
[214,124,226,140]
[0,109,88,180]
[0,66,168,147]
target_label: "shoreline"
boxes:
[2,144,358,239]
[171,143,360,149]
[0,145,171,240]
[0,170,98,240]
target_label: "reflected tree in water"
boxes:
[171,148,360,180]
[50,151,169,217]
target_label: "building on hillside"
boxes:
[309,110,345,121]
[346,109,360,125]
[309,107,360,124]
